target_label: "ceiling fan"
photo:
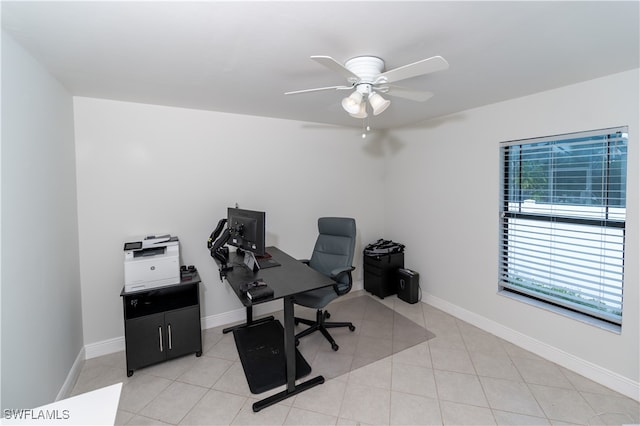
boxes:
[285,55,449,118]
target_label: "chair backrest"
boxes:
[308,217,356,292]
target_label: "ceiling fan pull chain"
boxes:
[361,117,371,139]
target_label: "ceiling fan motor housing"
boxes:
[345,56,385,86]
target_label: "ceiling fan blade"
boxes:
[378,56,449,84]
[311,56,360,83]
[384,85,434,102]
[285,85,353,95]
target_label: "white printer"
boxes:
[123,234,180,292]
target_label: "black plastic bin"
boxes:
[363,252,404,298]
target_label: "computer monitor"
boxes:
[227,207,266,257]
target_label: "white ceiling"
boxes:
[2,1,638,130]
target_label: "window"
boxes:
[499,127,627,326]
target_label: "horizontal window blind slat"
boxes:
[499,281,622,324]
[501,238,625,259]
[500,280,622,309]
[500,278,623,308]
[501,252,625,281]
[499,272,624,300]
[502,229,625,248]
[501,259,623,288]
[499,126,627,147]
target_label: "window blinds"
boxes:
[499,127,627,325]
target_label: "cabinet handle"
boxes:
[158,326,163,352]
[167,324,172,350]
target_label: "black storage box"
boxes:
[363,252,404,299]
[397,268,420,304]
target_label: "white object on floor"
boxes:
[2,383,122,425]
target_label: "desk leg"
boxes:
[283,295,296,390]
[222,306,274,334]
[252,295,325,412]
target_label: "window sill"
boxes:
[498,289,622,334]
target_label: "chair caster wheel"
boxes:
[349,325,356,332]
[325,312,331,319]
[127,370,133,377]
[295,339,300,347]
[331,343,339,351]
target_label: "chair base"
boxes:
[294,309,355,351]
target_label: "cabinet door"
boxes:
[165,306,201,359]
[125,312,166,371]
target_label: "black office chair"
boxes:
[294,217,357,351]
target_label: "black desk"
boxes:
[223,246,335,412]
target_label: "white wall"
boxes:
[385,69,639,396]
[73,98,386,346]
[1,31,83,410]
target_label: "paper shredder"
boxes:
[397,268,420,304]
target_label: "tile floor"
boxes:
[71,291,640,425]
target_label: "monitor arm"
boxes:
[208,218,234,279]
[208,218,227,249]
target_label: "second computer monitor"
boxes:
[227,207,266,256]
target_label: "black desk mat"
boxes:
[233,319,311,394]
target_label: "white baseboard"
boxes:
[84,336,125,360]
[56,347,85,401]
[423,293,640,401]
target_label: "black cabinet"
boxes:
[363,252,404,299]
[121,272,202,376]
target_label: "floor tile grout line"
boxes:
[426,336,446,424]
[452,313,499,425]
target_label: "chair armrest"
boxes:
[330,266,355,280]
[330,266,355,295]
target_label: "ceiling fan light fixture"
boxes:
[369,92,390,115]
[341,91,364,114]
[349,101,368,118]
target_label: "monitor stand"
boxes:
[243,250,260,272]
